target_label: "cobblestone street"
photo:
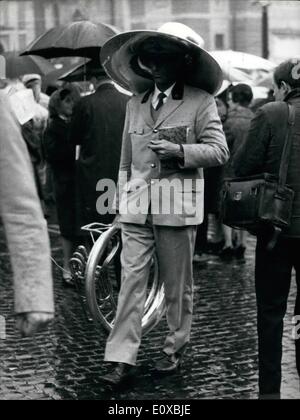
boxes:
[0,224,299,400]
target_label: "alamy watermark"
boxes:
[95,173,203,222]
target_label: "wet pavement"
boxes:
[0,223,299,400]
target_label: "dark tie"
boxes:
[155,92,166,111]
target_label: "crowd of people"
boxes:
[0,20,299,400]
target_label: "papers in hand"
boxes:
[8,89,36,125]
[158,125,189,172]
[158,125,189,145]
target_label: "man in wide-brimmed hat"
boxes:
[100,22,229,385]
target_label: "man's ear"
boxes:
[281,81,292,93]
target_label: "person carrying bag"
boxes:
[220,103,295,250]
[229,58,300,399]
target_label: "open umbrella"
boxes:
[42,58,87,89]
[221,65,253,84]
[58,58,106,82]
[256,71,273,89]
[2,51,55,79]
[211,50,276,73]
[20,20,119,60]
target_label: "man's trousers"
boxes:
[255,235,300,395]
[104,218,197,365]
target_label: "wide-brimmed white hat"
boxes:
[100,22,223,95]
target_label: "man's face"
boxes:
[138,38,186,90]
[227,92,237,110]
[60,94,75,117]
[140,52,184,90]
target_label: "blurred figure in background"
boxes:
[22,74,50,216]
[22,73,49,109]
[220,83,254,262]
[43,86,81,286]
[0,90,54,336]
[251,88,275,113]
[69,63,128,242]
[193,83,229,264]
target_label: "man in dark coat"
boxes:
[70,68,128,235]
[234,59,300,399]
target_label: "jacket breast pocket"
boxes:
[128,122,144,135]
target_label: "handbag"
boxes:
[220,103,295,249]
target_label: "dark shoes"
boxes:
[155,352,182,373]
[219,246,246,262]
[235,245,246,261]
[101,362,136,386]
[219,246,235,261]
[193,253,209,266]
[206,240,225,255]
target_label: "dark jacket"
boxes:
[43,115,75,173]
[233,88,300,238]
[224,105,253,177]
[43,115,76,239]
[69,82,128,232]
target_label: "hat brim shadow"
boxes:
[100,30,223,95]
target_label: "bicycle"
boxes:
[70,222,166,335]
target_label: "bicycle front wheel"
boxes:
[85,224,165,335]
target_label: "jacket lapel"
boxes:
[154,95,184,129]
[139,83,185,129]
[140,95,155,129]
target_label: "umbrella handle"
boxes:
[84,57,86,84]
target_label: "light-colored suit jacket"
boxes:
[0,92,54,314]
[117,84,229,226]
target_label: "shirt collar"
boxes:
[151,83,176,108]
[141,81,184,104]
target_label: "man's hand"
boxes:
[16,312,54,337]
[148,139,183,160]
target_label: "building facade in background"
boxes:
[0,0,299,63]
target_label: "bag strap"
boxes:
[278,103,295,186]
[267,104,296,251]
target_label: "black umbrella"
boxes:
[3,51,55,79]
[20,20,119,59]
[42,58,87,88]
[58,58,106,82]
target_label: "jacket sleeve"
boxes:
[0,94,54,314]
[182,95,229,169]
[114,102,132,211]
[69,98,90,146]
[21,120,42,164]
[233,107,271,177]
[43,120,75,166]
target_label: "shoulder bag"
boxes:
[220,103,295,250]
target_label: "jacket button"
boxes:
[151,163,156,168]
